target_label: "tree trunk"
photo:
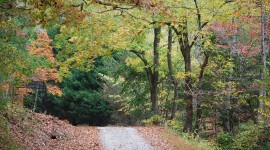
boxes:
[33,89,39,112]
[193,0,204,132]
[167,26,179,119]
[150,25,161,114]
[129,25,161,114]
[180,44,193,131]
[195,53,209,132]
[258,3,267,123]
[173,19,193,132]
[222,18,237,132]
[150,79,159,114]
[183,55,192,132]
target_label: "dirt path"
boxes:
[136,126,198,150]
[8,110,197,150]
[98,127,155,150]
[98,126,197,150]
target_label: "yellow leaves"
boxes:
[108,33,129,50]
[259,96,270,122]
[68,36,78,43]
[160,90,168,97]
[175,72,187,80]
[175,72,184,81]
[234,9,242,18]
[125,57,145,72]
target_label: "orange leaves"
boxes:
[32,68,60,82]
[18,30,62,98]
[0,84,10,93]
[172,20,177,25]
[15,87,33,97]
[28,31,55,62]
[28,31,61,83]
[27,31,62,96]
[234,10,241,17]
[46,84,62,96]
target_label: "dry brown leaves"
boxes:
[136,126,198,150]
[6,109,199,150]
[8,110,102,150]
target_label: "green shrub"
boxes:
[142,115,165,125]
[165,116,183,132]
[25,69,113,126]
[165,115,216,150]
[180,132,216,150]
[216,132,233,149]
[259,142,270,150]
[48,90,112,126]
[216,123,270,150]
[255,126,270,150]
[232,123,260,150]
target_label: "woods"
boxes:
[0,0,270,149]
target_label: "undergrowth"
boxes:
[166,116,270,150]
[0,102,31,150]
[165,116,217,150]
[0,112,21,150]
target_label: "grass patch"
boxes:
[165,127,217,150]
[162,129,198,150]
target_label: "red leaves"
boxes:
[234,43,260,56]
[209,17,261,57]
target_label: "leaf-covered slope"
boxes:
[5,109,101,150]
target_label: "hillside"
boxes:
[1,108,101,150]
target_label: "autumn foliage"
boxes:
[27,31,56,63]
[27,30,62,96]
[4,30,63,105]
[209,18,261,57]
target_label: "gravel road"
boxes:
[98,127,156,150]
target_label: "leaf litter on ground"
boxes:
[7,109,102,150]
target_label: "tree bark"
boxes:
[182,49,192,132]
[195,52,209,132]
[177,20,193,132]
[167,26,178,119]
[130,25,161,114]
[194,0,204,132]
[151,25,161,114]
[33,89,39,112]
[258,2,267,123]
